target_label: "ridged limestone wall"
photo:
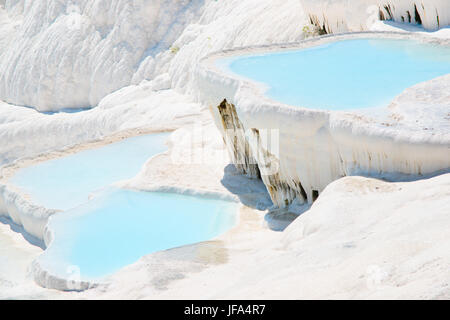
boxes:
[380,0,450,30]
[301,0,450,33]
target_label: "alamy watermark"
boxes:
[169,123,281,175]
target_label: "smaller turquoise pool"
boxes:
[220,39,450,110]
[10,133,169,210]
[38,189,238,280]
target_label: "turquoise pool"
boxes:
[9,132,238,281]
[221,39,450,110]
[10,133,169,210]
[38,189,237,280]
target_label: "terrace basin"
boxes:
[5,132,238,288]
[219,38,450,110]
[36,189,237,282]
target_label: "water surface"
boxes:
[10,133,169,210]
[221,39,450,110]
[39,189,237,279]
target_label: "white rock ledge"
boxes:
[197,31,450,207]
[0,183,58,241]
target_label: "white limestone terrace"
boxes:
[6,118,273,292]
[0,76,204,245]
[0,0,449,297]
[0,0,308,242]
[0,0,308,169]
[2,126,449,298]
[197,31,450,208]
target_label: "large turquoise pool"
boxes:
[9,133,238,281]
[221,39,450,110]
[38,189,237,280]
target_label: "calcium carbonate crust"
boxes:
[0,0,206,111]
[4,31,450,292]
[0,183,58,241]
[197,31,450,207]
